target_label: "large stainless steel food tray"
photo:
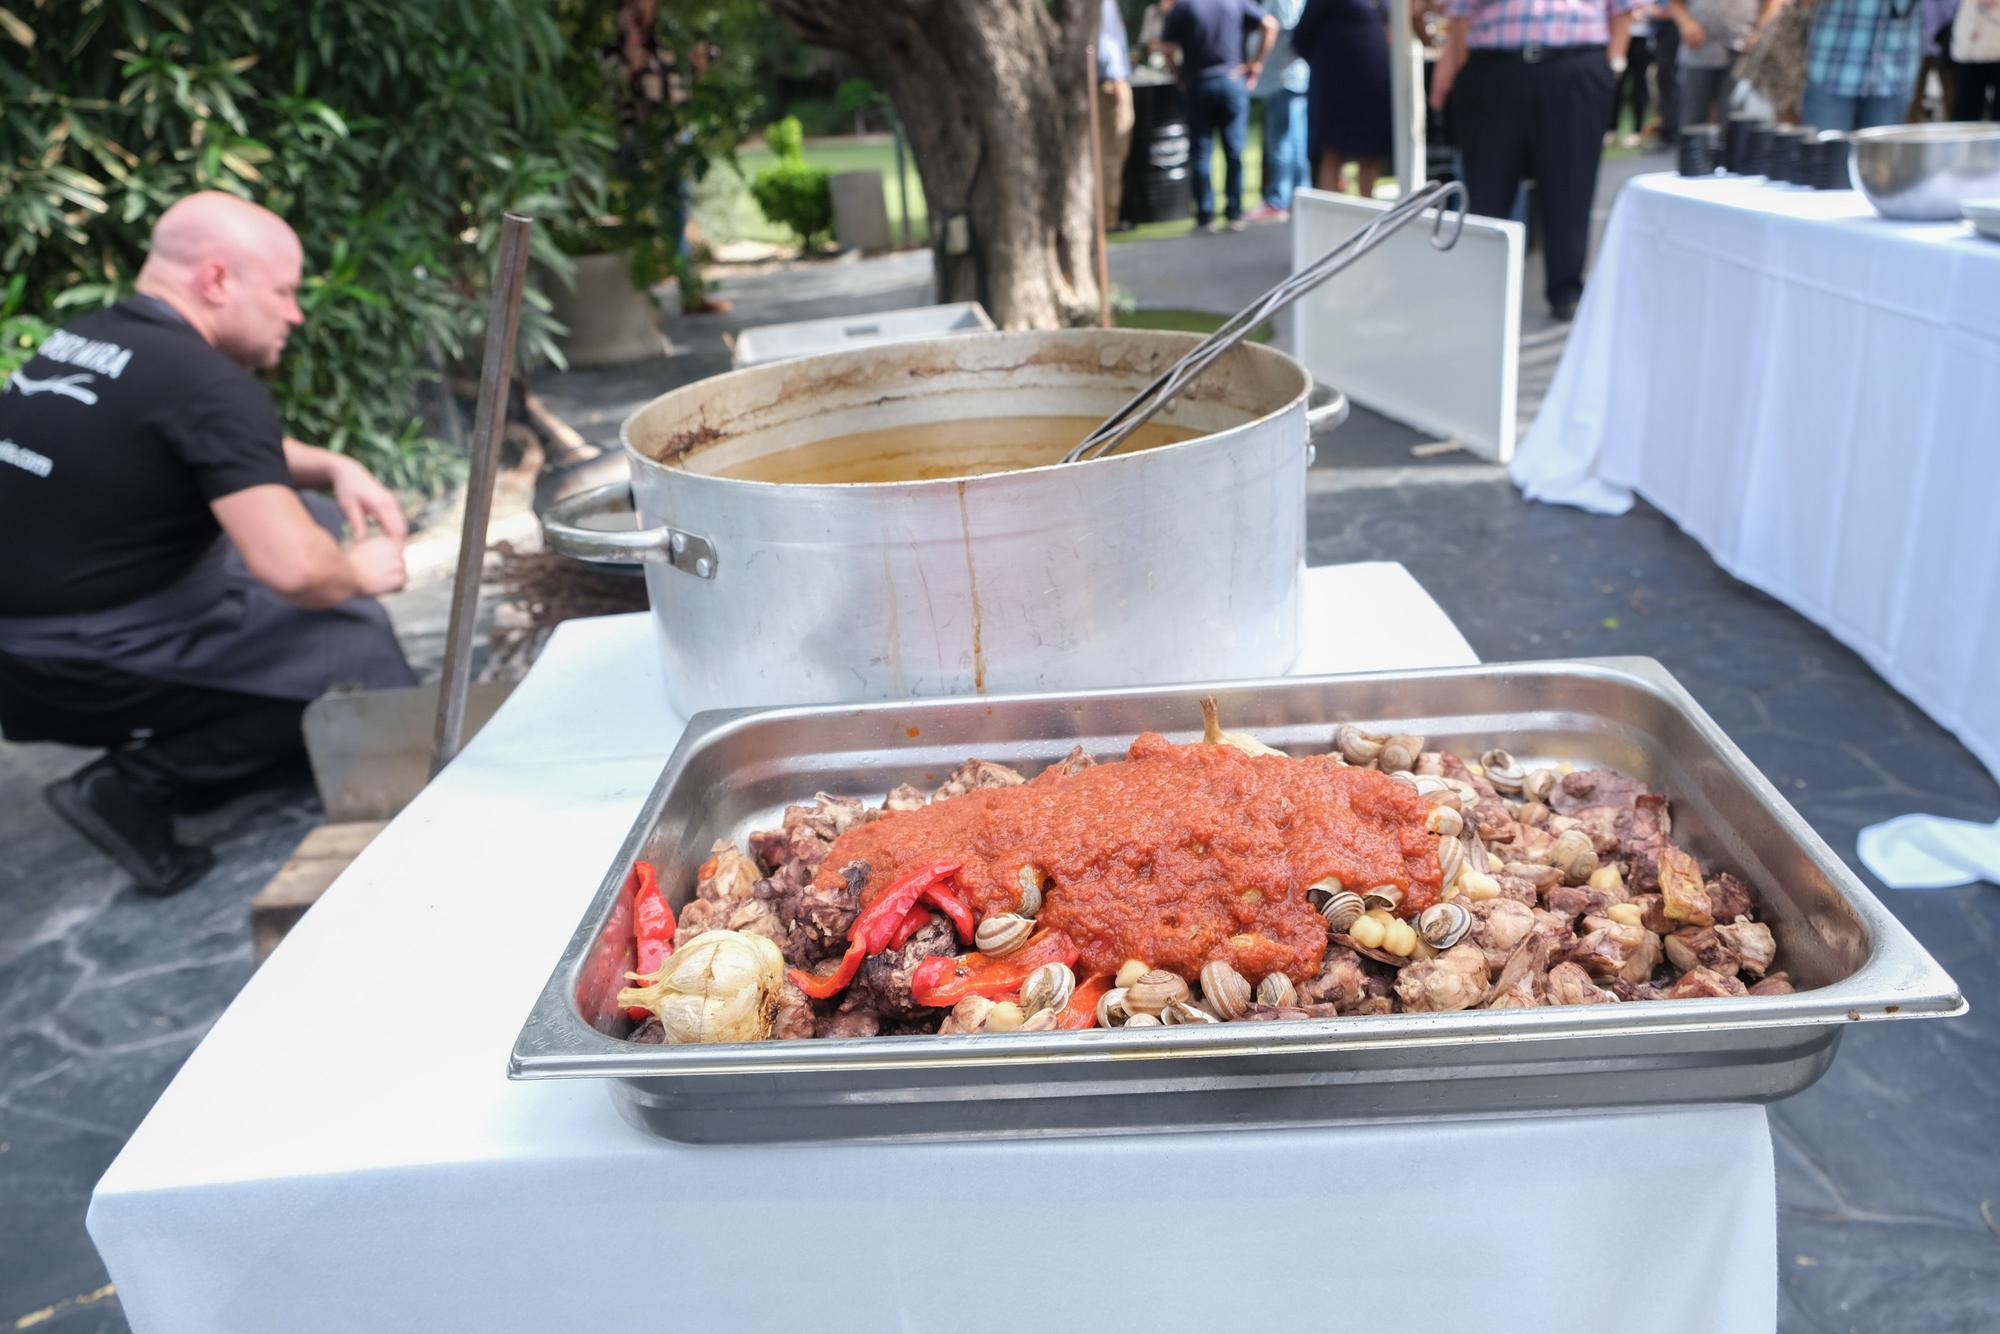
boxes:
[510,658,1964,1143]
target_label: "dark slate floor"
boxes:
[1307,476,2000,1334]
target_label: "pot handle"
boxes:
[540,481,719,579]
[1306,387,1349,439]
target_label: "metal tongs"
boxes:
[1061,179,1469,465]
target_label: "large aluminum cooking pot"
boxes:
[541,329,1346,715]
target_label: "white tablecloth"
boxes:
[87,563,1776,1334]
[1512,173,2000,786]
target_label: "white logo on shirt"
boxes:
[37,329,133,379]
[5,371,99,405]
[0,438,54,478]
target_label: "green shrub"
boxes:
[750,161,834,250]
[764,115,808,162]
[0,0,612,493]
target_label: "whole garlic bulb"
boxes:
[616,929,786,1044]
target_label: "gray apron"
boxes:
[0,493,415,701]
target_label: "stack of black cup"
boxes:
[1723,113,1765,174]
[1808,131,1854,189]
[1679,124,1722,177]
[1767,126,1811,185]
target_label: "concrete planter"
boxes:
[547,250,667,368]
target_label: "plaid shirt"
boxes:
[1445,0,1635,48]
[1806,0,1923,97]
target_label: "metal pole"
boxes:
[1086,37,1112,328]
[431,212,534,776]
[892,114,913,249]
[1388,0,1425,197]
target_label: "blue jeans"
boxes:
[1800,85,1908,131]
[1259,91,1309,209]
[1187,72,1250,223]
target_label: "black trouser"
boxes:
[0,652,307,808]
[1611,33,1652,134]
[1453,48,1615,309]
[1652,21,1681,141]
[1954,62,2000,121]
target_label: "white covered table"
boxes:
[1512,172,2000,785]
[88,563,1776,1333]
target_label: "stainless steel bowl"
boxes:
[1849,123,2000,221]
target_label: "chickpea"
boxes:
[1349,914,1388,949]
[1590,864,1626,894]
[984,1001,1026,1032]
[1115,958,1151,989]
[1458,869,1501,902]
[1606,902,1643,928]
[1383,919,1419,957]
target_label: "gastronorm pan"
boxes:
[509,658,1964,1143]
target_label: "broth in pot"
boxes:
[684,414,1205,485]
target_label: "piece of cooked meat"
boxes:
[1714,920,1776,978]
[814,1008,881,1039]
[1240,1001,1343,1021]
[1706,872,1756,923]
[1630,892,1672,934]
[673,897,727,949]
[629,1016,667,1044]
[1467,898,1537,973]
[1045,745,1095,778]
[696,841,762,903]
[1544,884,1627,919]
[1297,945,1371,1009]
[882,783,928,813]
[1666,966,1750,999]
[771,980,816,1040]
[846,918,960,1021]
[931,759,1026,802]
[724,898,789,949]
[1547,768,1650,814]
[1491,873,1542,906]
[1656,845,1716,926]
[1664,925,1740,976]
[1569,920,1663,985]
[1748,971,1796,996]
[1546,961,1616,1005]
[759,858,865,966]
[1395,943,1490,1012]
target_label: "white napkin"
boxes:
[1857,814,2000,890]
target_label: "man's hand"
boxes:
[1242,60,1265,84]
[1679,13,1708,45]
[330,456,408,543]
[346,534,408,598]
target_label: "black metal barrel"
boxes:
[1123,73,1192,225]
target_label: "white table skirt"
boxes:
[87,563,1776,1333]
[1511,172,2000,786]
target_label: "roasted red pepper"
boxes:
[789,860,963,1000]
[909,930,1081,1008]
[1057,973,1115,1029]
[888,902,934,950]
[920,880,976,942]
[624,861,677,1018]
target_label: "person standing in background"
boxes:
[1248,0,1312,220]
[1098,0,1138,228]
[1161,0,1280,231]
[1295,0,1395,196]
[1611,4,1658,143]
[1651,1,1683,139]
[1952,0,2000,117]
[1429,0,1634,321]
[1802,0,1924,128]
[1670,0,1776,124]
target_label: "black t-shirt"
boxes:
[1163,0,1268,82]
[0,298,291,616]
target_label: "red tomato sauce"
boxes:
[816,734,1441,984]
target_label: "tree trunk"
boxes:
[771,0,1102,329]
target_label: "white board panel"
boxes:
[1291,188,1523,461]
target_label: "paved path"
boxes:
[4,149,1996,1333]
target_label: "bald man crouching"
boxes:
[0,192,416,895]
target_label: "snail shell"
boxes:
[1362,884,1403,913]
[1317,889,1365,934]
[1425,804,1465,839]
[1438,835,1467,890]
[1123,1012,1164,1028]
[1018,1009,1060,1032]
[1417,901,1473,950]
[1256,973,1298,1007]
[1161,998,1220,1024]
[1124,969,1190,1016]
[1547,828,1599,885]
[1305,874,1345,906]
[1480,749,1526,795]
[1020,962,1076,1017]
[1379,734,1425,775]
[1096,986,1132,1029]
[1199,960,1252,1020]
[1335,724,1388,767]
[974,913,1034,957]
[1386,769,1420,789]
[1523,768,1560,804]
[1016,865,1045,918]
